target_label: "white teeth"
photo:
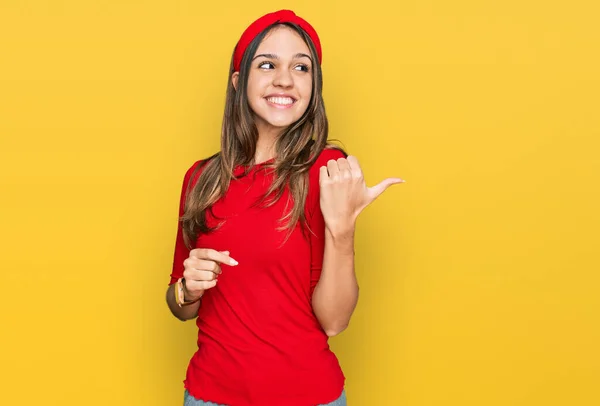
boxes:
[266,97,294,105]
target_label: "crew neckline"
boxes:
[254,157,276,166]
[233,157,276,177]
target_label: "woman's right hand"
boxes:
[182,248,239,301]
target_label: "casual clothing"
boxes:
[169,148,347,406]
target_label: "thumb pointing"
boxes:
[369,178,405,200]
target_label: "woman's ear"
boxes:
[232,72,239,91]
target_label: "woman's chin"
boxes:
[262,117,298,130]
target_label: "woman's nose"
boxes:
[272,67,293,88]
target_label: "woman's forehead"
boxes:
[255,26,310,56]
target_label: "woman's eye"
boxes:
[258,62,309,71]
[259,62,275,69]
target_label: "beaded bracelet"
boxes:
[175,278,202,307]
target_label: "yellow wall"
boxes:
[1,1,598,405]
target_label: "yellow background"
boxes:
[1,1,599,405]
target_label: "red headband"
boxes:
[233,10,322,72]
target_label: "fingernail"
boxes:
[230,259,238,266]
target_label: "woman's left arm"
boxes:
[312,155,405,337]
[312,224,359,337]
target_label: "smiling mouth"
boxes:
[265,96,296,107]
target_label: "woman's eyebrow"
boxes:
[253,53,278,60]
[294,53,312,62]
[252,53,313,62]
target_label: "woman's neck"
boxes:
[254,130,279,163]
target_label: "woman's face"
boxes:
[238,25,314,135]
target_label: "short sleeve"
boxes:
[168,160,205,286]
[307,147,347,296]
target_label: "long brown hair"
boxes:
[181,22,344,249]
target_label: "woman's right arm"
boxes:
[166,161,205,321]
[165,160,237,321]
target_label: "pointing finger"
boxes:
[191,248,238,266]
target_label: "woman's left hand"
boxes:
[319,155,405,234]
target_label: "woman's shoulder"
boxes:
[189,152,219,171]
[183,153,219,185]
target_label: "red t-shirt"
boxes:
[169,148,346,406]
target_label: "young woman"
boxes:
[165,10,404,406]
